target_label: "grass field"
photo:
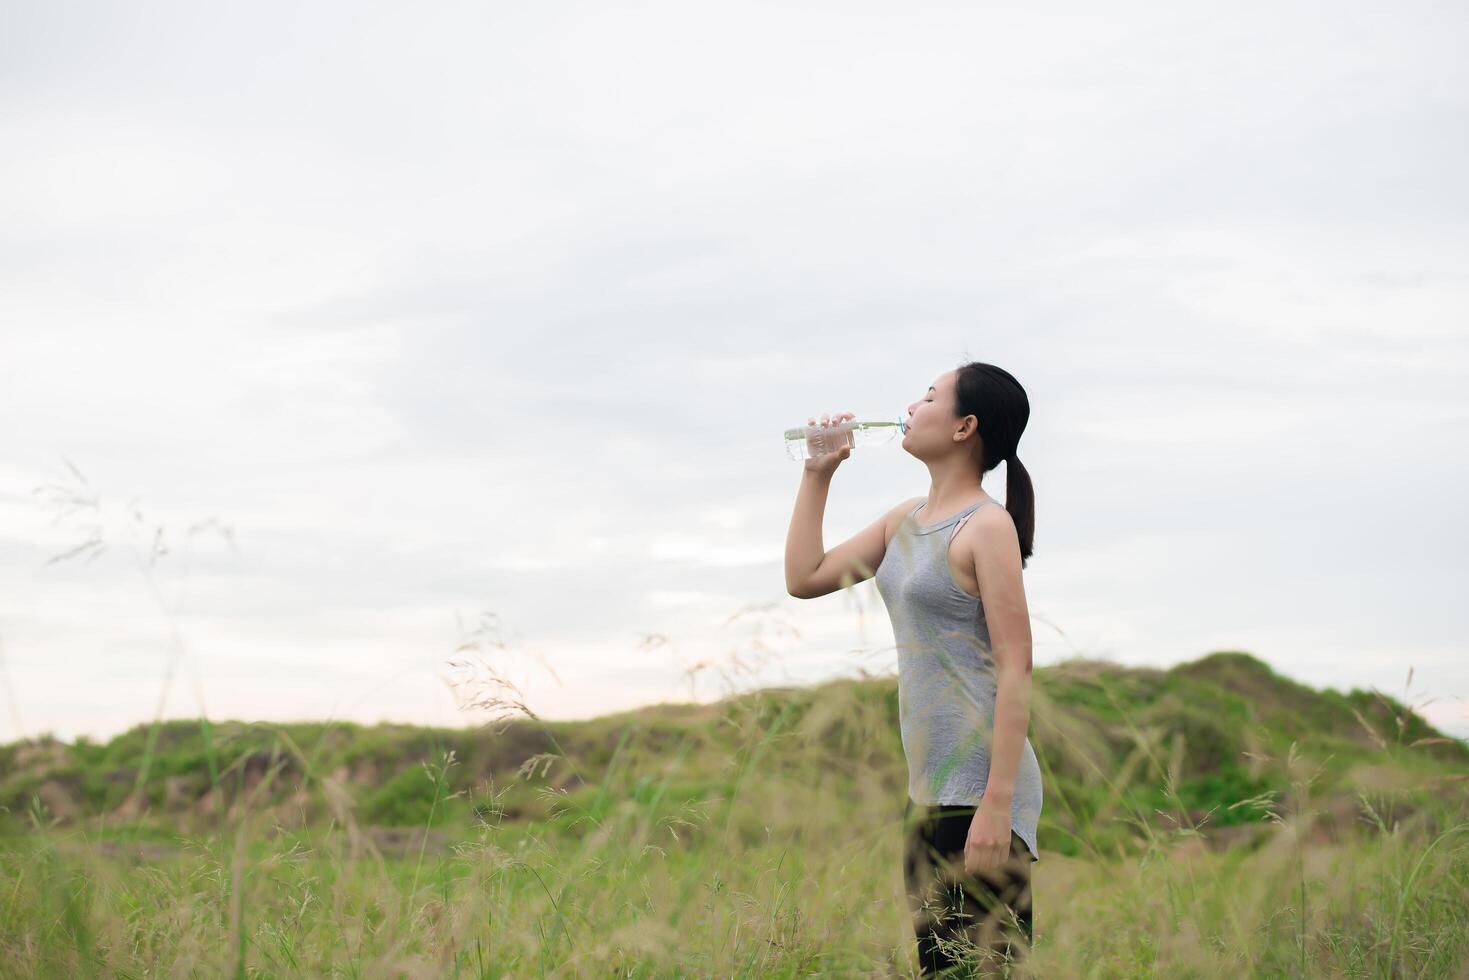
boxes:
[2,651,1466,977]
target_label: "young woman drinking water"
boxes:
[785,362,1042,977]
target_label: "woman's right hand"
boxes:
[802,411,855,476]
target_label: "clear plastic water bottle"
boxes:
[784,415,907,461]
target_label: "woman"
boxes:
[784,362,1042,977]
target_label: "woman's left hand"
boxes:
[964,798,1012,875]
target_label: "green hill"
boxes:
[4,650,1462,859]
[2,650,1467,976]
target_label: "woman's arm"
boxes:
[964,508,1034,872]
[784,411,919,599]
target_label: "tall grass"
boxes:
[0,461,1466,976]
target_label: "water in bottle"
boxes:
[784,415,907,461]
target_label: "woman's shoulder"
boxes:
[882,495,926,539]
[898,494,925,513]
[892,495,925,520]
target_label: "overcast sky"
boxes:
[2,0,1466,745]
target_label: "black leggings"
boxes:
[902,800,1035,977]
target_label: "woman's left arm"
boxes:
[964,509,1033,873]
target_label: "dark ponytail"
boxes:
[953,362,1035,569]
[1003,452,1035,570]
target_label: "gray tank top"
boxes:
[874,497,1043,862]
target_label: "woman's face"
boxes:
[904,371,978,454]
[904,372,951,441]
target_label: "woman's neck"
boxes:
[923,463,988,515]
